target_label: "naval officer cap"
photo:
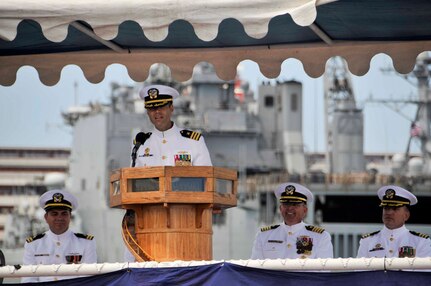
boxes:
[378,185,417,207]
[39,189,78,212]
[274,182,313,204]
[139,84,179,109]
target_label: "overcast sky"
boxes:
[0,54,420,154]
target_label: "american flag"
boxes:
[234,76,244,103]
[410,122,422,137]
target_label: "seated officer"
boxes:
[357,185,431,258]
[22,190,97,283]
[251,182,333,259]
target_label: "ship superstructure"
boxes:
[3,56,431,262]
[0,147,70,264]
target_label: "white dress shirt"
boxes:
[251,221,334,259]
[133,123,212,167]
[22,229,97,283]
[357,225,431,258]
[125,123,212,262]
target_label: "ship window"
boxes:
[408,196,431,224]
[264,95,274,107]
[314,195,431,224]
[315,195,380,223]
[291,93,298,111]
[81,179,86,191]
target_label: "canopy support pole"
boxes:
[70,22,127,53]
[309,23,333,45]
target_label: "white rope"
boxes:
[1,258,431,278]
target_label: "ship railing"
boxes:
[325,224,368,258]
[242,172,431,194]
[1,258,431,279]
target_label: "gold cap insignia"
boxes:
[148,88,159,99]
[285,185,295,195]
[385,189,395,199]
[53,193,63,203]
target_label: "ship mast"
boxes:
[324,56,364,175]
[368,52,431,176]
[413,53,431,174]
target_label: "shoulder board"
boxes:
[410,231,430,239]
[260,225,280,232]
[180,130,202,141]
[26,233,45,243]
[74,233,94,240]
[305,225,325,234]
[361,230,380,239]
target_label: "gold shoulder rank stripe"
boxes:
[410,231,430,239]
[180,130,202,141]
[260,224,280,232]
[361,230,380,239]
[26,233,45,243]
[75,233,95,240]
[305,225,325,234]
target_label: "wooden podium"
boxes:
[109,166,237,262]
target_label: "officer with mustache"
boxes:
[357,185,431,258]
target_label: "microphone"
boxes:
[134,132,147,146]
[131,132,148,167]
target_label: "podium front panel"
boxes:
[171,177,206,192]
[130,178,159,192]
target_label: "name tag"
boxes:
[267,240,283,243]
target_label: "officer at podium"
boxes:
[22,190,97,283]
[131,84,212,167]
[125,84,213,262]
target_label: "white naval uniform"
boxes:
[133,123,212,167]
[251,222,334,259]
[22,229,97,283]
[125,123,212,262]
[357,225,431,258]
